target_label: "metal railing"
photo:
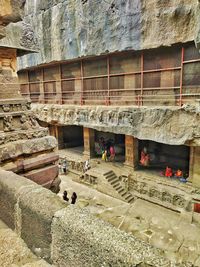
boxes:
[18,44,200,107]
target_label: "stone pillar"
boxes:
[124,135,138,169]
[49,125,63,149]
[188,146,194,183]
[190,147,200,187]
[83,127,95,159]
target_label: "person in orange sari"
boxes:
[175,169,183,178]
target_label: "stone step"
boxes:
[128,197,135,203]
[112,183,120,188]
[118,188,125,193]
[122,192,130,198]
[120,190,127,196]
[115,185,123,191]
[124,194,132,200]
[125,195,135,202]
[110,178,119,185]
[107,174,117,181]
[104,171,114,176]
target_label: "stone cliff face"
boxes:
[18,0,198,69]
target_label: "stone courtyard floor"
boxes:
[59,174,200,266]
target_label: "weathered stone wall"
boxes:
[0,169,192,266]
[18,0,198,69]
[32,103,200,146]
[195,1,200,50]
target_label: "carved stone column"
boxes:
[190,147,200,187]
[83,127,95,159]
[124,135,138,169]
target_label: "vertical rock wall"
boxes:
[18,0,198,69]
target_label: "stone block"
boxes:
[23,152,59,171]
[23,165,59,187]
[18,182,66,262]
[51,207,171,267]
[0,136,57,161]
[0,169,66,262]
[0,169,37,229]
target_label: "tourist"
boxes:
[58,162,62,174]
[109,145,115,162]
[63,190,69,202]
[71,192,77,204]
[175,169,183,178]
[140,147,150,166]
[62,160,67,174]
[165,166,173,177]
[84,159,91,172]
[102,150,108,162]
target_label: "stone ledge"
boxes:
[32,103,200,146]
[0,169,66,262]
[0,136,57,161]
[52,207,192,267]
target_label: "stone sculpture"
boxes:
[0,0,60,192]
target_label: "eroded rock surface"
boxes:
[18,0,198,69]
[33,103,200,146]
[0,220,51,267]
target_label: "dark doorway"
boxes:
[138,140,190,177]
[94,130,125,162]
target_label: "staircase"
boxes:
[104,170,135,204]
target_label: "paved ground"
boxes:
[59,174,200,266]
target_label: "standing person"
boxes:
[102,150,108,162]
[84,159,90,172]
[109,145,115,162]
[62,159,67,174]
[58,162,62,174]
[63,190,69,202]
[71,192,77,204]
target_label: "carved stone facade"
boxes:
[123,171,200,217]
[33,104,200,146]
[0,4,60,192]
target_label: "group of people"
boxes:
[63,190,77,204]
[99,137,116,162]
[59,159,68,174]
[164,166,186,180]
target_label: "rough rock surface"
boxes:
[0,0,25,25]
[0,220,52,267]
[18,0,197,69]
[33,103,200,146]
[0,136,57,161]
[52,206,193,267]
[0,0,38,52]
[195,1,200,50]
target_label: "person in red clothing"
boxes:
[165,166,173,177]
[109,145,115,162]
[140,147,150,166]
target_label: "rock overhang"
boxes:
[32,103,200,146]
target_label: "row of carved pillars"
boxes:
[49,125,200,187]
